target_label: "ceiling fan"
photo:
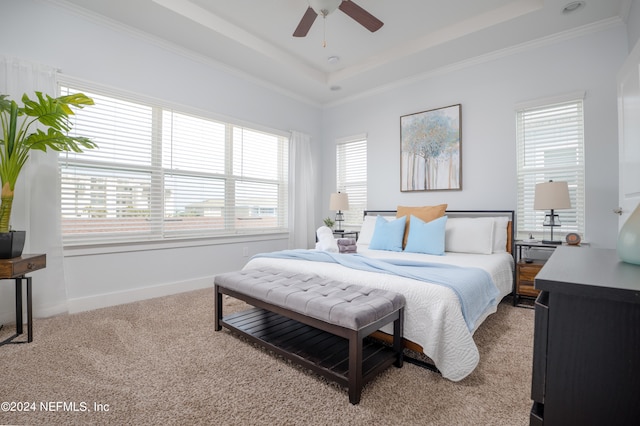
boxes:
[293,0,384,37]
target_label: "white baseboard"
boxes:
[0,293,71,325]
[0,313,15,326]
[67,277,214,314]
[0,278,214,327]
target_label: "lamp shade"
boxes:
[534,181,571,210]
[329,192,349,211]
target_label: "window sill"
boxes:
[63,232,289,257]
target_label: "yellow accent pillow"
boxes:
[396,204,448,248]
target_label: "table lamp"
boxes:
[329,192,349,232]
[534,180,571,244]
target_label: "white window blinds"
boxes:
[516,97,585,240]
[59,84,288,245]
[336,136,367,226]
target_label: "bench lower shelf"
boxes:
[221,307,400,402]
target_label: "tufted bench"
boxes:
[214,267,405,404]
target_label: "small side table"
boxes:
[0,254,46,343]
[333,230,359,239]
[514,240,588,306]
[514,241,558,306]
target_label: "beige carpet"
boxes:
[0,289,534,425]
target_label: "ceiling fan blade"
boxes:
[293,7,318,37]
[339,0,383,32]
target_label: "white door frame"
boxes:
[617,39,640,228]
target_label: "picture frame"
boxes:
[400,104,462,191]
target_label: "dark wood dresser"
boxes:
[530,246,640,425]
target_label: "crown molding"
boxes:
[324,16,625,108]
[45,0,323,108]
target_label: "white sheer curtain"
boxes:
[0,56,68,320]
[288,131,316,249]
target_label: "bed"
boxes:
[243,209,515,381]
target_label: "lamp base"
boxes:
[541,239,563,245]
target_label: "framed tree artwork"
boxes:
[400,104,461,191]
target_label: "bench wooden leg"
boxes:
[214,284,222,331]
[393,308,404,368]
[348,331,363,404]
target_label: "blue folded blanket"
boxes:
[252,249,500,332]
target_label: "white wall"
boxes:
[627,0,640,50]
[321,24,629,250]
[0,0,322,316]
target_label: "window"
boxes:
[336,135,367,227]
[59,83,289,245]
[516,95,585,240]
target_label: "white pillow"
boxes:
[492,216,510,253]
[357,215,395,246]
[445,217,495,254]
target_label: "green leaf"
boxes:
[58,93,95,108]
[23,128,97,153]
[22,92,70,131]
[0,95,12,112]
[7,102,18,156]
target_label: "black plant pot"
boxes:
[0,230,26,259]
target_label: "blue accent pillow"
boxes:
[368,215,407,252]
[404,215,448,255]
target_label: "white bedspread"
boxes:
[243,249,514,381]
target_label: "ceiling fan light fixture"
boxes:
[308,0,342,17]
[293,0,382,38]
[562,1,585,14]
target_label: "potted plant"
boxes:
[0,91,96,258]
[323,217,335,229]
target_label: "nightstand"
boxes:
[514,240,589,306]
[514,241,559,306]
